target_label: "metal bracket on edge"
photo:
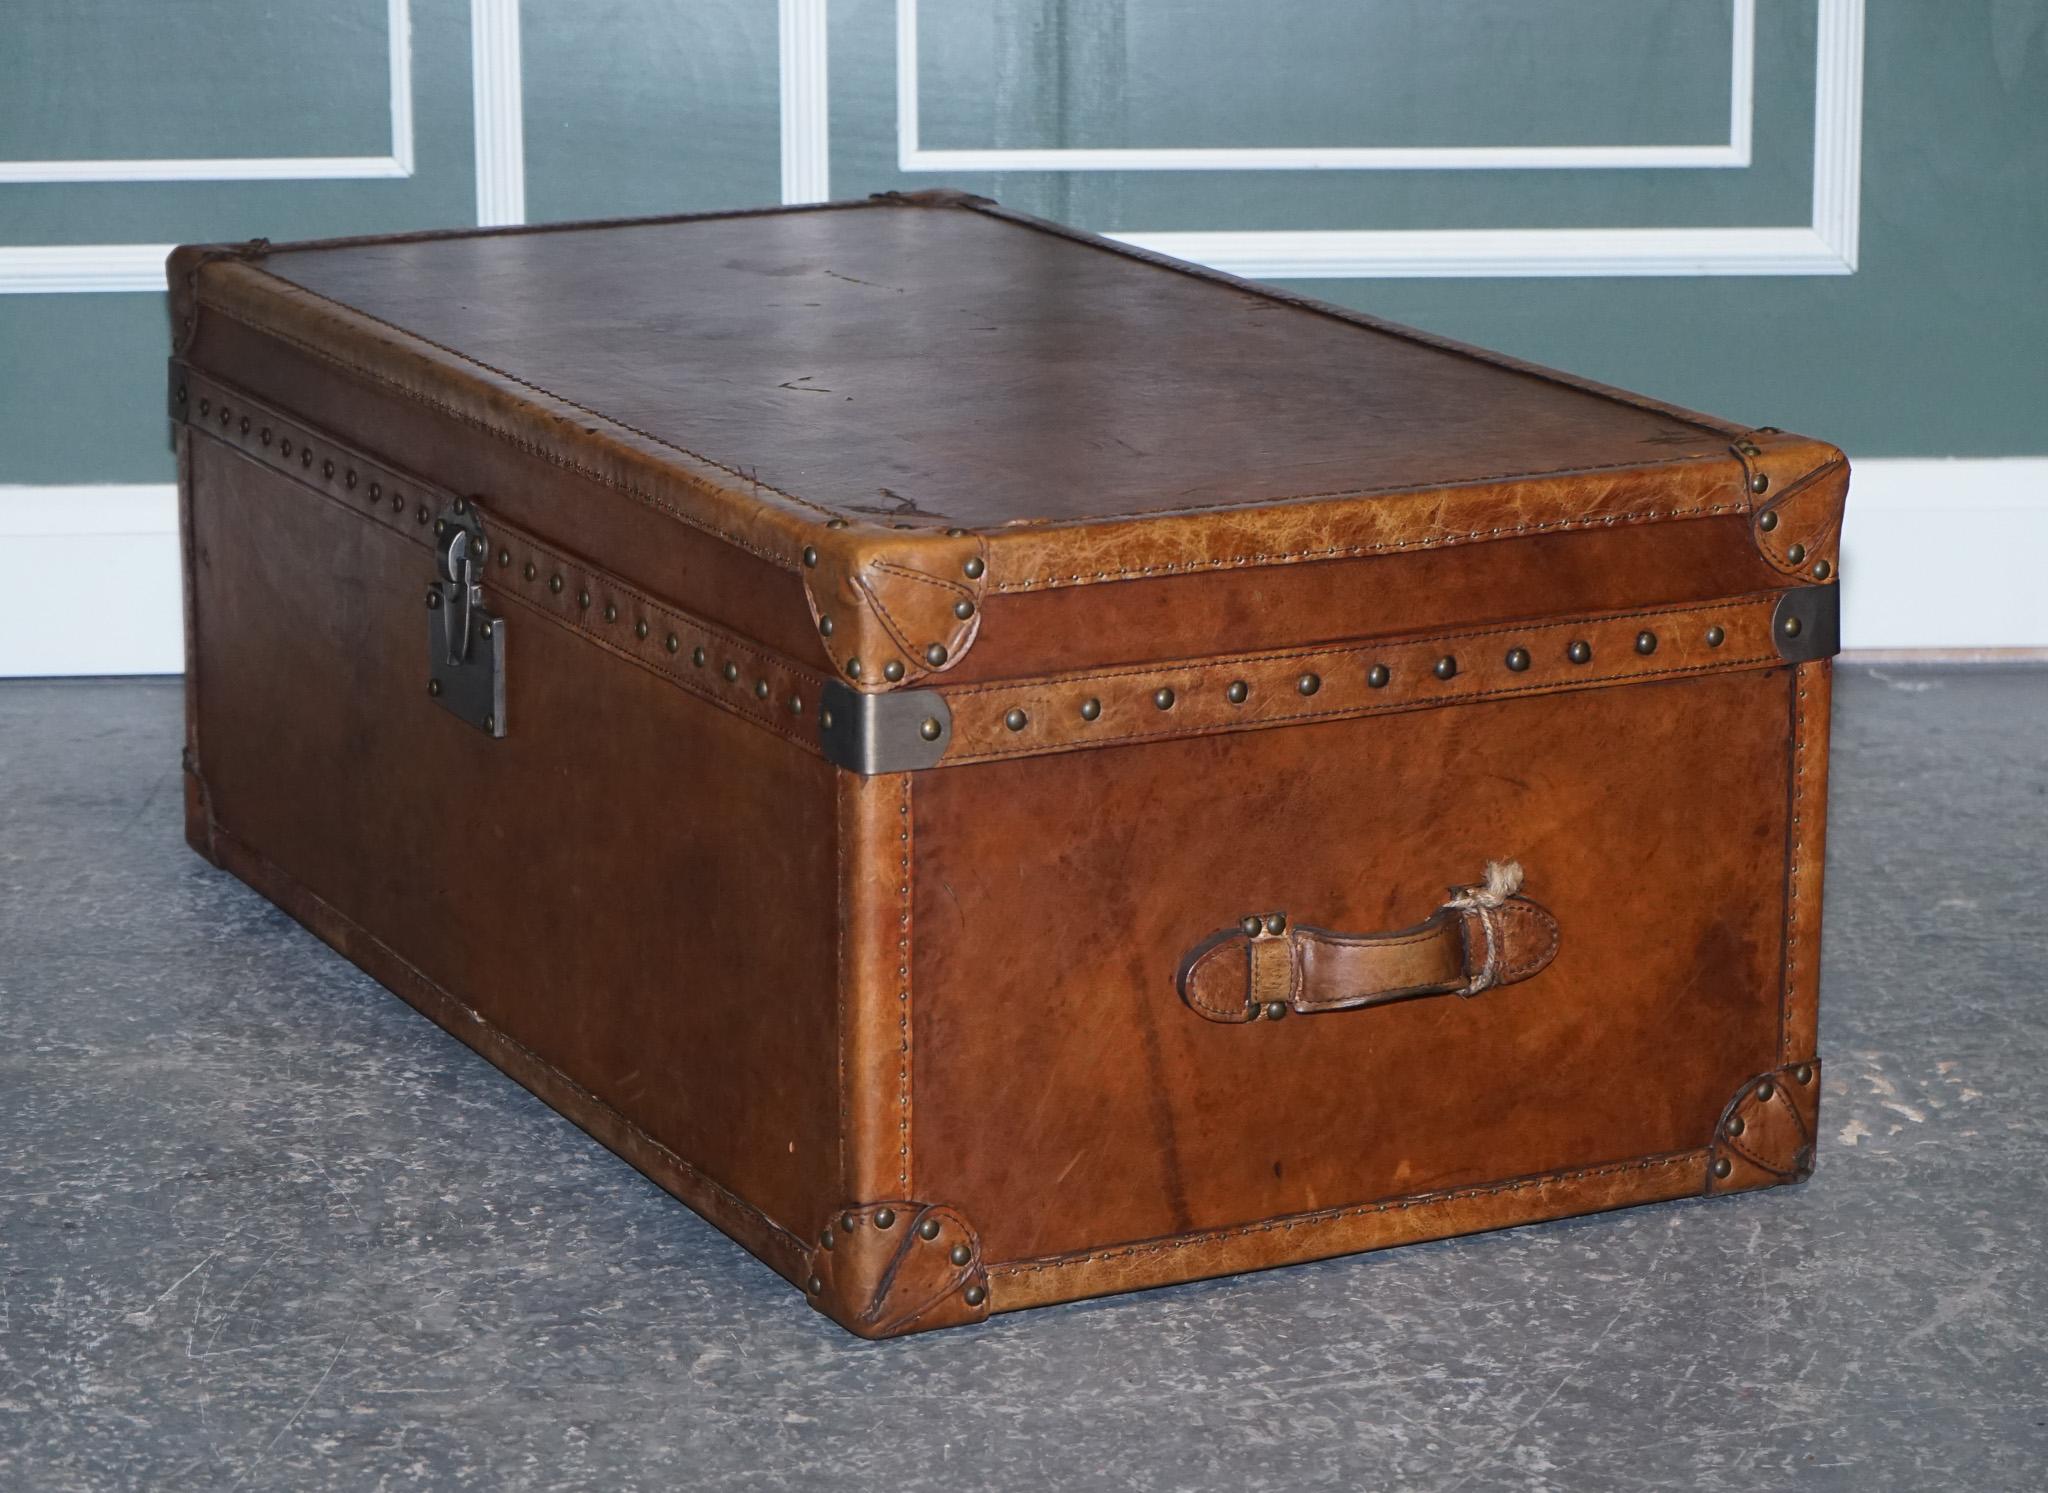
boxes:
[818,679,951,774]
[1772,584,1841,665]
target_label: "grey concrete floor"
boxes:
[1,667,2044,1492]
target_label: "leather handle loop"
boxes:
[1176,863,1560,1025]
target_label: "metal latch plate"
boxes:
[427,508,506,737]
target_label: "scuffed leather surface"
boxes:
[907,668,1802,1263]
[803,528,987,690]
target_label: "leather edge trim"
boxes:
[985,1151,1706,1313]
[804,1200,991,1339]
[199,823,812,1289]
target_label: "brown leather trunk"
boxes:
[169,192,1845,1339]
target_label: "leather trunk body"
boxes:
[168,193,1846,1338]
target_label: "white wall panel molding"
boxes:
[779,0,832,203]
[0,0,415,184]
[0,245,179,295]
[470,0,526,226]
[866,0,1862,279]
[6,460,2041,675]
[896,0,1758,174]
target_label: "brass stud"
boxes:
[1079,697,1101,721]
[1781,615,1803,638]
[883,660,905,682]
[963,557,985,580]
[665,633,680,653]
[920,717,943,741]
[261,427,273,446]
[435,519,449,538]
[426,591,442,610]
[949,1243,971,1266]
[1297,672,1320,696]
[1756,1080,1775,1102]
[846,658,862,679]
[1813,559,1832,581]
[453,498,468,515]
[1433,655,1457,681]
[924,642,948,667]
[1004,708,1027,732]
[918,1218,941,1240]
[176,385,187,404]
[1568,640,1592,665]
[1706,625,1726,647]
[808,1275,823,1294]
[820,708,834,728]
[1153,686,1176,710]
[1264,1002,1286,1021]
[874,1208,896,1229]
[946,528,966,537]
[602,602,617,623]
[1750,473,1770,495]
[483,712,496,733]
[1728,1116,1746,1137]
[369,481,381,500]
[549,574,564,594]
[841,1212,859,1232]
[1240,916,1262,937]
[1367,664,1390,689]
[239,417,251,435]
[789,696,803,715]
[304,450,316,469]
[827,518,848,530]
[820,1228,835,1250]
[322,459,335,479]
[199,399,211,416]
[1505,647,1531,673]
[576,590,591,609]
[722,661,739,682]
[1758,509,1779,531]
[692,646,706,666]
[522,561,537,581]
[415,504,428,524]
[498,549,511,567]
[820,615,835,637]
[1712,1157,1732,1179]
[1635,630,1658,655]
[754,679,771,700]
[1737,441,1762,457]
[347,469,359,489]
[481,621,494,639]
[1793,1063,1813,1084]
[802,545,819,567]
[1786,543,1807,565]
[635,619,649,640]
[1264,913,1286,935]
[964,1284,987,1307]
[1226,680,1249,705]
[220,407,232,427]
[427,678,442,697]
[278,437,291,457]
[953,598,975,620]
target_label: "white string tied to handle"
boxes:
[1446,859,1525,994]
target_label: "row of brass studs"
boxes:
[1708,1063,1815,1177]
[1750,469,1835,583]
[500,545,814,722]
[180,379,438,532]
[808,1209,986,1309]
[989,622,1742,734]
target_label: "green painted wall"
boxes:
[3,0,2043,489]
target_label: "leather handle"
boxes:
[1176,862,1559,1025]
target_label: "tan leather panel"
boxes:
[908,670,1795,1263]
[185,434,845,1238]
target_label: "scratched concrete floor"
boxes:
[1,667,2043,1492]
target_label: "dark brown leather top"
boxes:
[255,198,1736,532]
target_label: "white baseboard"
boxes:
[2,461,2043,676]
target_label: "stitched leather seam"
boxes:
[1499,907,1562,982]
[897,777,913,1193]
[852,571,937,661]
[992,502,1747,591]
[944,655,1777,765]
[1782,671,1809,1062]
[869,558,976,601]
[200,308,803,571]
[987,1152,1703,1277]
[1308,925,1443,952]
[945,595,1773,698]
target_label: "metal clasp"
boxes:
[427,504,506,737]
